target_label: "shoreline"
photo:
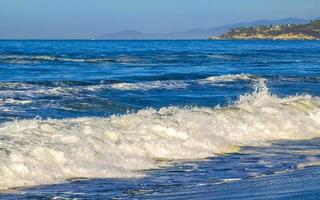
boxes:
[209,37,320,41]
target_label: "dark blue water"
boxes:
[0,40,320,199]
[1,40,319,122]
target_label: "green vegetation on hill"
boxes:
[214,20,320,40]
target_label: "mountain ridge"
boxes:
[99,18,311,40]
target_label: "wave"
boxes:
[276,76,320,82]
[0,81,187,99]
[110,81,189,91]
[0,54,116,64]
[0,83,78,99]
[30,56,116,63]
[0,81,320,190]
[0,54,153,64]
[110,74,260,91]
[1,74,319,97]
[0,98,33,106]
[207,54,238,60]
[201,74,263,84]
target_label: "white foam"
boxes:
[0,81,320,190]
[110,81,188,91]
[0,74,270,97]
[31,56,116,63]
[0,98,33,105]
[0,80,187,97]
[0,54,115,64]
[0,82,105,99]
[109,74,259,91]
[202,74,260,83]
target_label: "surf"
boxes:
[0,81,319,190]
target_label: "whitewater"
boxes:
[1,40,320,199]
[1,81,319,190]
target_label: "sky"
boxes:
[0,0,319,39]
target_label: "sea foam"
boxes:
[0,81,320,190]
[0,54,116,64]
[202,74,263,83]
[110,74,259,91]
[110,81,188,91]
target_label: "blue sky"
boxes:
[0,0,319,39]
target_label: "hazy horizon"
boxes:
[0,0,319,39]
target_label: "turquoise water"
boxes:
[0,40,320,199]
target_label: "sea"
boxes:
[0,40,320,199]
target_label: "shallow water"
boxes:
[2,139,320,199]
[0,40,320,199]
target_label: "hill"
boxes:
[215,20,320,40]
[99,18,310,40]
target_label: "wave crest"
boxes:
[110,81,189,91]
[0,82,320,190]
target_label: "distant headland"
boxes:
[211,20,320,40]
[99,18,312,40]
[97,17,319,40]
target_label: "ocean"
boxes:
[0,40,320,199]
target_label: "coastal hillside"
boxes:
[99,18,309,40]
[213,20,320,40]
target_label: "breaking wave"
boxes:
[110,74,261,91]
[0,55,116,64]
[3,74,318,94]
[110,81,189,91]
[201,74,264,84]
[30,56,116,63]
[0,81,320,190]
